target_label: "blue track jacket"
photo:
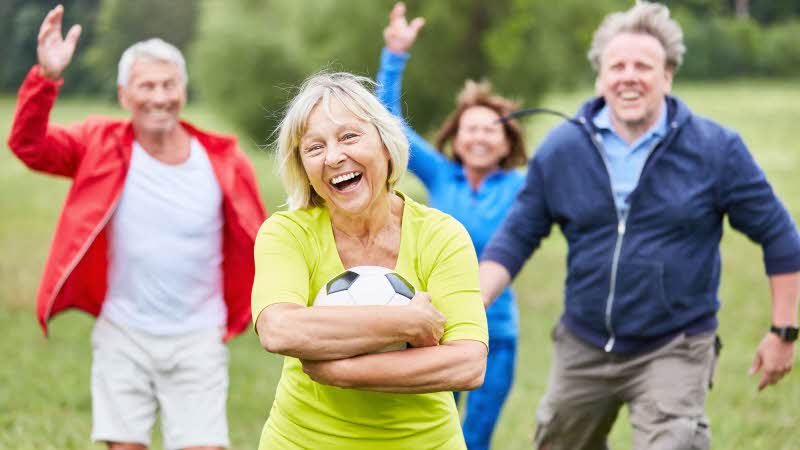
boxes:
[376,48,523,340]
[482,96,800,353]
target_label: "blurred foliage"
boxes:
[677,12,800,79]
[2,0,799,140]
[191,0,514,143]
[665,0,800,80]
[666,0,800,22]
[0,0,197,98]
[190,0,634,143]
[667,0,731,17]
[191,0,800,143]
[485,0,629,107]
[758,21,800,77]
[747,0,800,25]
[191,0,383,144]
[1,0,101,94]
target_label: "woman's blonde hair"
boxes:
[588,1,686,72]
[275,72,409,210]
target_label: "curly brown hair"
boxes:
[434,79,527,169]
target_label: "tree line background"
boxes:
[2,0,799,143]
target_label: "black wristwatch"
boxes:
[770,325,799,342]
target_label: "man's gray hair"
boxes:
[117,38,188,87]
[588,1,686,72]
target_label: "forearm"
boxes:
[769,272,800,325]
[8,66,83,176]
[9,66,59,154]
[307,340,487,393]
[257,303,420,360]
[375,49,445,185]
[480,158,552,284]
[479,261,512,308]
[375,48,408,116]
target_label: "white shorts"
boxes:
[90,317,230,450]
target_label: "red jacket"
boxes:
[7,66,267,341]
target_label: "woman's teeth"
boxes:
[331,172,362,185]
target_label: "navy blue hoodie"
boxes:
[482,96,800,353]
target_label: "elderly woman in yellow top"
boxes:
[251,72,489,450]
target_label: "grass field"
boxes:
[1,79,799,449]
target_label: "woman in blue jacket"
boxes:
[376,4,528,449]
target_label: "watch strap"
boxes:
[770,325,799,342]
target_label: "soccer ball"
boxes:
[314,266,416,352]
[314,266,415,307]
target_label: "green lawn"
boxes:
[1,79,799,449]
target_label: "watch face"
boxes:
[787,327,799,342]
[771,326,799,342]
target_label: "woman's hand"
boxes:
[383,2,425,54]
[37,5,82,80]
[301,358,348,386]
[406,292,446,348]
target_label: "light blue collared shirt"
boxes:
[593,101,668,216]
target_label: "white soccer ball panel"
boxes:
[312,266,415,353]
[313,288,355,306]
[313,266,415,308]
[348,274,395,306]
[387,293,412,306]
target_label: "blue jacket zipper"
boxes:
[580,117,667,352]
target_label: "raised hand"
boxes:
[383,2,425,54]
[406,291,445,348]
[37,5,82,80]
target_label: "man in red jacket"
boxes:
[7,6,267,450]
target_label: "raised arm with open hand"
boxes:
[383,2,425,54]
[37,4,82,80]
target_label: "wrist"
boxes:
[385,45,409,55]
[38,65,62,80]
[400,305,421,342]
[382,46,410,61]
[770,324,799,342]
[333,358,359,388]
[403,304,435,347]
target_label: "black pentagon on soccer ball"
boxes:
[326,270,359,294]
[384,273,415,299]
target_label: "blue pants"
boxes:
[454,338,517,450]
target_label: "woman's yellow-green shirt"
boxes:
[251,193,488,450]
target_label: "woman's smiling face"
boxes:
[300,97,391,217]
[452,105,510,172]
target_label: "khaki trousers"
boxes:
[534,323,717,450]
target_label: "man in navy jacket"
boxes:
[480,2,800,449]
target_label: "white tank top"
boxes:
[101,139,226,335]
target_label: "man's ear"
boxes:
[594,76,602,97]
[117,85,129,111]
[664,68,674,94]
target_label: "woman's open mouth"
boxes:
[329,171,363,192]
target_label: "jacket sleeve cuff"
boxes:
[380,47,410,72]
[764,253,800,275]
[28,65,64,89]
